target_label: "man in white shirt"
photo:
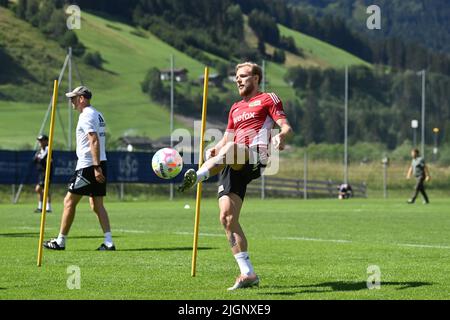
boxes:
[44,86,115,251]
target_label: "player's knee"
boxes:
[220,211,235,230]
[35,185,41,193]
[63,194,75,209]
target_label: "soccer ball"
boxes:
[152,148,183,179]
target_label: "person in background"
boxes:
[406,148,430,204]
[338,183,353,200]
[34,134,53,213]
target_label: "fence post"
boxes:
[119,183,124,201]
[11,184,15,204]
[303,152,308,200]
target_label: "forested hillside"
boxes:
[287,0,450,55]
[0,0,449,150]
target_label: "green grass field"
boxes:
[1,197,450,300]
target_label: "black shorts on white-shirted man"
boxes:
[68,161,107,197]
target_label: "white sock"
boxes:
[56,233,66,246]
[38,201,42,209]
[104,232,113,247]
[234,252,255,276]
[196,167,210,183]
[46,202,51,211]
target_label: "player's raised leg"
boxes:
[178,142,248,192]
[219,193,259,290]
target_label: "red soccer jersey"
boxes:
[226,92,286,147]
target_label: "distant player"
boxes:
[33,134,53,213]
[179,62,293,290]
[338,183,353,200]
[406,148,430,204]
[43,86,115,251]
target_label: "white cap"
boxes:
[66,86,92,99]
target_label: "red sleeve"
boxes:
[267,93,286,122]
[226,104,235,132]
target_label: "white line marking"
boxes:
[174,231,223,237]
[10,228,450,250]
[112,229,146,234]
[274,236,352,244]
[397,243,450,250]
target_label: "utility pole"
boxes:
[68,47,72,150]
[344,66,349,184]
[417,70,426,157]
[261,59,266,200]
[170,54,174,200]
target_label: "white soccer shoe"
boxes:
[227,274,260,291]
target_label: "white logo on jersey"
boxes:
[249,100,261,107]
[233,111,255,124]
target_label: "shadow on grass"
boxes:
[260,281,433,296]
[118,247,216,252]
[0,232,119,240]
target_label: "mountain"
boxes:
[287,0,450,54]
[0,3,367,149]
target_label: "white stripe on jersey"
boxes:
[268,92,280,105]
[250,115,275,147]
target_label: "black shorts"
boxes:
[68,161,107,197]
[217,146,267,201]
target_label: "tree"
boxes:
[323,103,343,144]
[141,68,166,103]
[248,9,280,45]
[61,32,86,56]
[301,92,323,144]
[257,39,266,56]
[16,0,27,19]
[83,51,103,69]
[24,0,39,27]
[272,48,286,63]
[224,4,244,40]
[279,35,298,54]
[37,0,55,30]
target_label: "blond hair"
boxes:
[235,62,263,85]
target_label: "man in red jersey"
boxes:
[179,62,293,290]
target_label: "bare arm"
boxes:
[88,132,105,183]
[425,165,431,181]
[207,131,234,159]
[273,118,293,151]
[406,166,413,179]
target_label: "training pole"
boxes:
[37,80,59,267]
[191,67,209,277]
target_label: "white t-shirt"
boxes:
[75,105,107,170]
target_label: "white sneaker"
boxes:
[227,274,260,291]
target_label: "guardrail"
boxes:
[204,176,367,199]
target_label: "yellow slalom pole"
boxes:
[191,67,209,277]
[37,80,58,267]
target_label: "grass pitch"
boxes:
[1,197,450,300]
